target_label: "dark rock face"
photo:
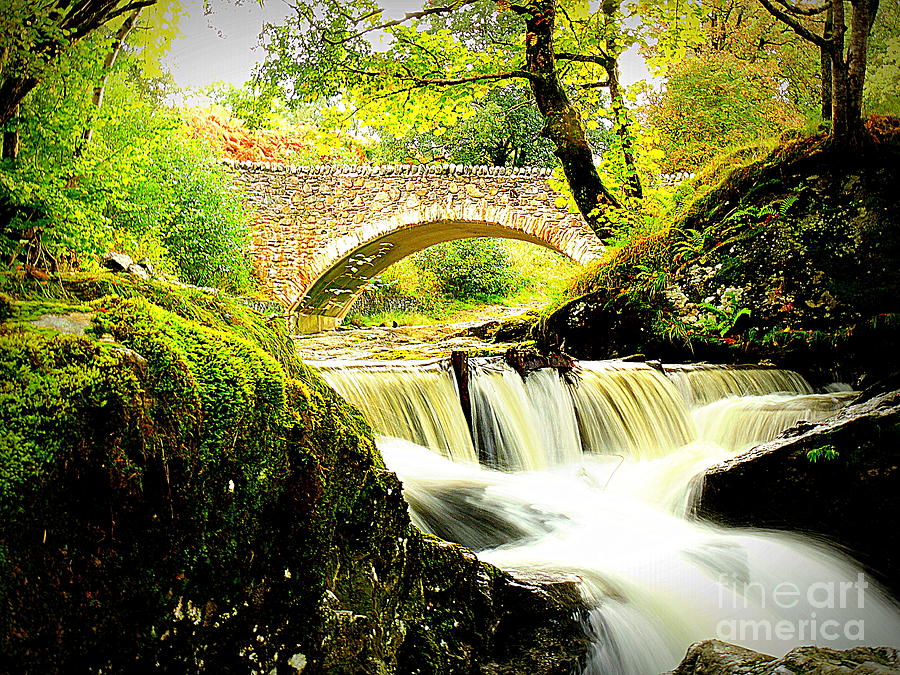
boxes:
[696,389,900,594]
[0,274,590,674]
[669,639,900,674]
[537,143,900,383]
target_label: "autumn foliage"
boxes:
[184,113,369,165]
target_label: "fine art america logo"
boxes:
[716,573,869,642]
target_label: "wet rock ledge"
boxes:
[667,639,900,674]
[696,388,900,594]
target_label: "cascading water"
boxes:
[312,358,477,463]
[664,363,813,407]
[469,359,584,470]
[570,362,697,460]
[692,392,855,452]
[318,358,900,673]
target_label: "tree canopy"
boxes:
[254,0,698,237]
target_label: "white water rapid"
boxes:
[317,359,900,674]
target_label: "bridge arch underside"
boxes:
[292,219,582,331]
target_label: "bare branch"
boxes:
[404,70,534,86]
[333,0,481,44]
[757,0,831,48]
[772,0,830,16]
[556,52,613,67]
[334,62,533,88]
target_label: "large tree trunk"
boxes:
[820,6,833,120]
[522,0,620,236]
[844,0,878,136]
[829,0,877,148]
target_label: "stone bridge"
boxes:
[227,160,604,331]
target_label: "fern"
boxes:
[779,195,799,216]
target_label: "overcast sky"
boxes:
[162,0,649,93]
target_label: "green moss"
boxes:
[2,270,582,674]
[0,272,388,669]
[0,293,11,321]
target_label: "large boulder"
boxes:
[668,639,900,674]
[0,273,590,673]
[538,132,900,383]
[696,388,900,594]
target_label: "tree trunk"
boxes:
[522,0,620,236]
[757,0,880,149]
[2,104,20,160]
[602,0,642,200]
[79,7,142,152]
[844,0,878,138]
[0,77,38,127]
[820,6,833,120]
[828,0,877,149]
[606,64,643,199]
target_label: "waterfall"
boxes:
[571,361,697,459]
[469,360,583,470]
[315,359,900,673]
[664,364,813,407]
[312,359,478,463]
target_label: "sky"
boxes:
[162,0,650,94]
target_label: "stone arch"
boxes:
[293,208,597,330]
[226,161,605,330]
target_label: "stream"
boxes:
[311,357,900,674]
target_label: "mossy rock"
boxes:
[0,272,589,673]
[539,133,900,381]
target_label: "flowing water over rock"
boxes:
[315,360,900,674]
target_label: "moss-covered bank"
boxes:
[0,272,589,673]
[537,123,900,384]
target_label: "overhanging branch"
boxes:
[757,0,831,48]
[772,0,830,16]
[330,0,482,44]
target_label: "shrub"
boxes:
[415,238,517,300]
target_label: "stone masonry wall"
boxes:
[226,160,603,307]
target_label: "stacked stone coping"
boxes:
[221,158,556,178]
[222,158,693,184]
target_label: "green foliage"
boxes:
[643,51,805,172]
[0,25,254,293]
[865,2,900,116]
[807,445,840,462]
[374,86,560,167]
[415,238,517,301]
[127,137,253,291]
[348,240,578,325]
[696,294,752,337]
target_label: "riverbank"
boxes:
[292,303,538,361]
